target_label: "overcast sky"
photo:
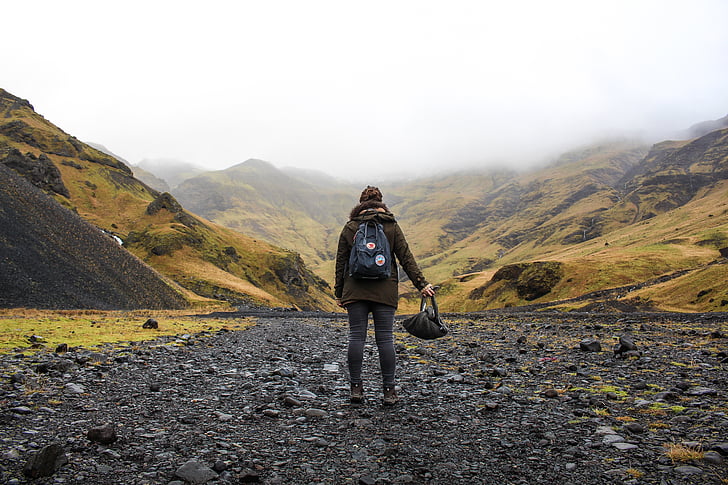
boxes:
[4,1,728,180]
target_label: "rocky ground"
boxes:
[1,311,727,484]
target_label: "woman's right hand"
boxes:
[421,284,436,297]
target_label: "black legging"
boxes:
[346,300,397,388]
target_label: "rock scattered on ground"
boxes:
[1,311,727,484]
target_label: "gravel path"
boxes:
[1,312,727,484]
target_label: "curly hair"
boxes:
[349,186,388,219]
[359,185,383,203]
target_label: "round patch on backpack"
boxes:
[366,242,376,250]
[375,255,386,266]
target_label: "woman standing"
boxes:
[335,186,435,405]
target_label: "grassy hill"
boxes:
[173,159,358,278]
[0,88,334,311]
[425,134,728,313]
[8,83,723,314]
[386,141,649,281]
[174,132,728,313]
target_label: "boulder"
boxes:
[580,339,602,352]
[146,192,184,215]
[87,423,118,444]
[0,149,70,197]
[23,443,68,478]
[614,335,638,357]
[175,459,218,484]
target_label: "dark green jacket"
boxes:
[335,209,428,308]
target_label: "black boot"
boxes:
[383,386,398,406]
[350,383,364,404]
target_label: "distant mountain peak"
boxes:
[229,158,277,170]
[685,113,728,139]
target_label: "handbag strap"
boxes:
[419,294,440,320]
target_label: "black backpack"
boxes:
[348,221,392,280]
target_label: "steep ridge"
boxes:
[174,159,357,277]
[606,128,728,227]
[0,88,333,311]
[0,164,187,309]
[387,141,649,282]
[436,131,728,312]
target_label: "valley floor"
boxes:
[1,311,727,484]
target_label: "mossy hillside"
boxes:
[388,169,516,260]
[427,136,724,313]
[626,264,728,312]
[431,183,727,312]
[166,129,726,313]
[0,89,332,310]
[5,87,727,313]
[125,220,337,312]
[391,141,649,285]
[173,160,354,281]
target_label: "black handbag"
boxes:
[401,294,449,339]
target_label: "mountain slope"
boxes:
[0,88,333,311]
[434,131,728,312]
[0,164,187,309]
[136,158,204,189]
[384,141,649,283]
[170,127,728,313]
[173,159,357,278]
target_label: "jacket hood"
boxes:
[351,209,396,224]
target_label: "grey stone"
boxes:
[685,386,717,396]
[602,434,625,445]
[711,442,728,455]
[87,423,118,444]
[674,465,703,475]
[214,411,233,422]
[614,335,638,357]
[283,396,303,407]
[175,459,218,484]
[64,383,84,394]
[359,475,376,485]
[3,448,21,460]
[239,469,261,482]
[10,406,32,415]
[274,367,295,378]
[703,450,723,464]
[624,422,645,434]
[305,408,328,418]
[580,339,602,352]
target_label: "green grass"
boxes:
[0,310,253,354]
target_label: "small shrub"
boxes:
[664,443,704,462]
[626,468,644,479]
[592,407,610,416]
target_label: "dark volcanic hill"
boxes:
[0,164,187,309]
